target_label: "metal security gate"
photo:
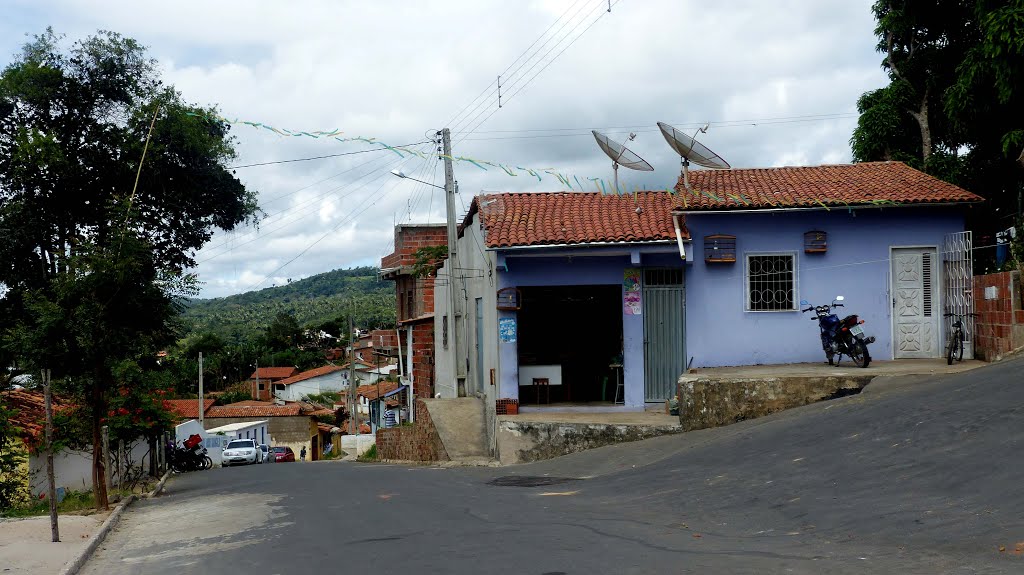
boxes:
[943,231,975,359]
[643,268,686,402]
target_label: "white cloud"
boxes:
[2,0,889,297]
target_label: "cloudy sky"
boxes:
[1,0,887,299]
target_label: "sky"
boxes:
[0,0,888,299]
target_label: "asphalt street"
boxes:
[81,357,1024,574]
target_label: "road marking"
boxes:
[538,491,579,496]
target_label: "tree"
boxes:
[0,395,26,511]
[0,30,258,509]
[852,1,1024,243]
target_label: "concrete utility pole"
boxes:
[198,352,204,427]
[42,368,59,542]
[441,128,461,396]
[348,309,357,436]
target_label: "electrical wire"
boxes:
[228,141,428,169]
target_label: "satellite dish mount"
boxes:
[591,130,654,193]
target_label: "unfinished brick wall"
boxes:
[376,399,449,462]
[973,270,1024,361]
[409,321,435,399]
[381,225,447,269]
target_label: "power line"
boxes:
[456,113,859,136]
[227,141,429,169]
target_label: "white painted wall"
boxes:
[275,371,346,402]
[28,440,151,496]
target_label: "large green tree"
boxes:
[0,30,258,508]
[852,1,1024,232]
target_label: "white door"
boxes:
[891,247,940,358]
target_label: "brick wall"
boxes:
[973,270,1024,361]
[381,225,447,269]
[410,321,434,399]
[376,399,449,461]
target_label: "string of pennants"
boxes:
[188,112,905,211]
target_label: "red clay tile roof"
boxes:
[248,367,298,381]
[357,380,402,401]
[206,404,303,418]
[275,365,345,387]
[674,161,984,211]
[316,422,339,434]
[471,191,685,248]
[223,400,274,407]
[163,399,215,420]
[2,389,72,445]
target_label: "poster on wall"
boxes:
[498,317,517,343]
[623,268,642,315]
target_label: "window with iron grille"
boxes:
[745,253,797,311]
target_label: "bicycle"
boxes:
[943,312,978,365]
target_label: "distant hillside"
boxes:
[182,267,396,339]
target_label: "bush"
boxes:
[357,443,378,462]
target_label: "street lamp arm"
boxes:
[390,169,444,189]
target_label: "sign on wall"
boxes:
[499,317,517,343]
[624,268,642,315]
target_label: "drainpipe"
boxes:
[672,214,686,260]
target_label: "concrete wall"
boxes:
[376,399,449,461]
[203,416,315,465]
[676,373,875,432]
[495,418,681,465]
[973,270,1024,360]
[683,207,965,367]
[28,440,150,495]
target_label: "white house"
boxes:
[272,365,346,402]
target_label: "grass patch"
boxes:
[357,444,378,462]
[1,487,140,519]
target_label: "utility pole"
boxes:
[42,368,59,542]
[198,352,204,427]
[348,309,357,436]
[441,128,461,397]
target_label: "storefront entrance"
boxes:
[517,285,622,404]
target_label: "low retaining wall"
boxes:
[376,399,449,462]
[973,270,1024,361]
[677,374,874,432]
[495,420,681,465]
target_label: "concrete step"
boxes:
[423,397,488,459]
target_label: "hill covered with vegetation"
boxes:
[182,266,396,341]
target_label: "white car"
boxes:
[223,439,261,466]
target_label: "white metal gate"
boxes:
[642,268,686,402]
[943,231,975,359]
[892,247,940,358]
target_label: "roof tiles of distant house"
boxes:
[223,400,274,407]
[2,389,73,446]
[357,380,402,401]
[275,365,345,387]
[248,367,299,381]
[206,403,303,418]
[674,161,984,211]
[470,191,685,248]
[163,399,216,420]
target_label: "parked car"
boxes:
[259,444,272,463]
[273,446,296,462]
[223,439,260,466]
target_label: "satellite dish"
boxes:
[657,122,731,193]
[592,130,653,193]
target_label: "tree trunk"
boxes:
[909,88,932,163]
[91,382,109,510]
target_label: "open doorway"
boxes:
[517,285,622,405]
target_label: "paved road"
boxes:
[82,358,1024,574]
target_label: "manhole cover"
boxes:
[487,476,581,487]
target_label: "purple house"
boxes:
[432,161,983,411]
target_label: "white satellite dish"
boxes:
[657,122,731,193]
[592,130,654,193]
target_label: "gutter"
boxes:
[674,201,976,216]
[486,239,683,252]
[672,214,686,260]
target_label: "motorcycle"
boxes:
[801,296,875,368]
[168,434,212,472]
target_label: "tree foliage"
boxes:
[852,1,1024,245]
[0,396,27,511]
[0,30,258,509]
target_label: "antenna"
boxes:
[657,122,730,193]
[592,130,654,194]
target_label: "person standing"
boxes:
[384,406,397,428]
[300,445,306,462]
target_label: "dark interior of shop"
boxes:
[517,285,622,404]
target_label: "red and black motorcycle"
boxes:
[801,296,875,368]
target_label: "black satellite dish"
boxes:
[592,130,654,193]
[657,122,730,193]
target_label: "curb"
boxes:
[57,494,136,575]
[143,471,171,499]
[379,458,502,467]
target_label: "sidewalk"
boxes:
[0,513,109,574]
